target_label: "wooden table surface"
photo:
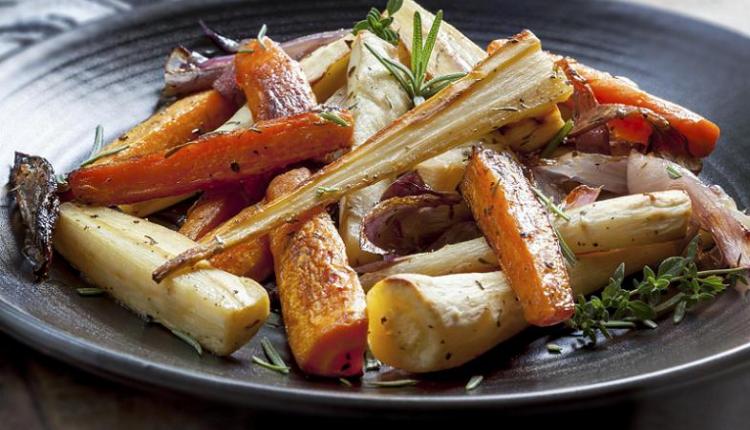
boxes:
[2,1,749,428]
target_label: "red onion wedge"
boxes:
[533,151,629,194]
[360,193,472,256]
[562,185,602,210]
[162,29,350,97]
[627,152,750,276]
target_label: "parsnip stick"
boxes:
[366,240,683,372]
[359,190,692,289]
[339,31,411,266]
[556,190,692,254]
[54,203,269,356]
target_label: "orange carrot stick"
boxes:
[235,38,317,121]
[181,36,319,242]
[571,61,719,157]
[461,147,574,326]
[68,111,353,205]
[96,89,236,164]
[267,168,368,377]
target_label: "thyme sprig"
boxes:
[567,237,748,344]
[353,0,403,45]
[365,10,466,107]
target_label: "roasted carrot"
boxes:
[68,110,353,205]
[179,183,265,240]
[460,147,574,326]
[181,36,319,243]
[235,38,317,121]
[608,116,652,147]
[94,89,236,164]
[571,61,720,157]
[267,168,367,377]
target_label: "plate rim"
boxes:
[2,0,750,413]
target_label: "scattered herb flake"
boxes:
[318,110,350,127]
[169,328,203,355]
[76,287,105,297]
[364,379,418,388]
[540,119,574,158]
[666,164,683,179]
[546,343,563,354]
[465,375,483,392]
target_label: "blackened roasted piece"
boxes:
[8,152,60,280]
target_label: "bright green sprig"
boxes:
[364,10,466,107]
[353,0,403,45]
[567,236,748,344]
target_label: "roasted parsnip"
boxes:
[54,203,269,356]
[339,30,411,265]
[367,240,683,372]
[268,169,368,377]
[556,190,692,254]
[393,0,565,152]
[359,190,691,288]
[461,146,574,326]
[154,29,573,280]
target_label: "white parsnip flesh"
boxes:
[394,0,565,153]
[339,31,411,266]
[54,203,270,356]
[359,191,692,289]
[366,240,684,372]
[556,190,692,254]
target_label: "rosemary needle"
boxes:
[169,328,203,355]
[465,375,483,391]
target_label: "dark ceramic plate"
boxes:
[2,0,750,415]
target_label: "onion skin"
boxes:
[534,151,629,195]
[627,152,750,269]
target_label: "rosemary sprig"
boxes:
[554,225,577,267]
[567,236,748,344]
[365,10,465,107]
[253,337,290,374]
[531,187,570,221]
[78,125,130,167]
[353,0,402,45]
[540,119,574,159]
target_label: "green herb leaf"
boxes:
[532,187,570,221]
[260,337,289,371]
[318,110,351,127]
[546,343,563,354]
[364,379,419,388]
[76,287,105,296]
[364,11,465,107]
[567,235,739,344]
[80,145,130,167]
[666,164,683,179]
[386,0,403,16]
[540,119,574,158]
[252,356,290,374]
[256,24,268,49]
[316,185,341,198]
[465,375,483,391]
[170,328,202,355]
[353,3,401,45]
[339,378,353,387]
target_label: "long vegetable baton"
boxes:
[68,111,353,206]
[54,203,269,356]
[267,169,368,377]
[460,146,574,326]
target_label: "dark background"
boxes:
[1,1,749,428]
